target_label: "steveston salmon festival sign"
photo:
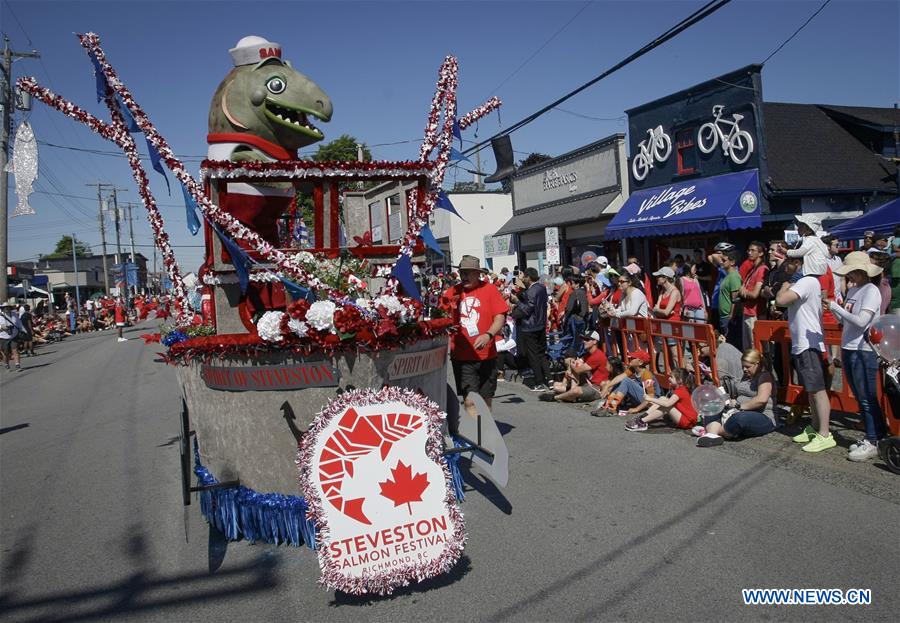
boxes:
[299,387,465,595]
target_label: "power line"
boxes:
[761,0,832,66]
[486,0,594,96]
[462,0,734,156]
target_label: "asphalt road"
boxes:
[1,324,898,622]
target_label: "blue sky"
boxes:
[3,0,898,272]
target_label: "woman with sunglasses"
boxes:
[603,271,649,353]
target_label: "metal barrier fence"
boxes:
[646,318,720,390]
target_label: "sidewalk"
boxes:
[493,377,899,504]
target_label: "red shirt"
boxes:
[819,267,837,325]
[742,262,768,317]
[583,348,609,385]
[673,385,698,426]
[739,259,753,280]
[441,281,507,361]
[657,290,681,319]
[114,304,126,324]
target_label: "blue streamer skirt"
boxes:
[192,439,465,548]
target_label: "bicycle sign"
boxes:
[698,105,754,165]
[631,125,672,181]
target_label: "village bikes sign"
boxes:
[299,387,465,595]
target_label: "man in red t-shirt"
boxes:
[540,330,608,403]
[441,255,507,415]
[739,241,768,350]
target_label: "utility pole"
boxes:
[475,150,484,190]
[87,182,111,295]
[125,203,137,296]
[0,36,40,300]
[109,188,124,265]
[125,203,136,262]
[71,233,81,311]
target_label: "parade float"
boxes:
[18,33,509,594]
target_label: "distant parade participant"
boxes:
[0,302,24,372]
[115,297,128,342]
[441,255,507,417]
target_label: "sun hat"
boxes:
[596,255,609,266]
[794,214,819,232]
[865,247,890,259]
[834,251,883,277]
[624,263,641,275]
[652,267,675,279]
[452,255,488,273]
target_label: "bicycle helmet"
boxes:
[713,242,735,253]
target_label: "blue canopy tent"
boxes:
[828,197,900,240]
[605,169,761,239]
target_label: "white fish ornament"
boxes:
[9,121,38,217]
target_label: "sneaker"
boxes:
[14,365,22,372]
[625,417,648,432]
[849,439,864,452]
[538,392,556,402]
[792,425,816,443]
[590,407,614,417]
[801,433,837,453]
[117,337,128,342]
[848,439,878,462]
[697,433,724,447]
[530,384,550,392]
[691,425,707,438]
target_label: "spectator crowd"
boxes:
[438,219,900,463]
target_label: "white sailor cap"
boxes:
[229,36,283,67]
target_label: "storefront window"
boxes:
[676,128,698,175]
[369,200,383,243]
[387,193,403,243]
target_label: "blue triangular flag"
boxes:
[146,138,171,194]
[435,191,466,221]
[89,53,106,103]
[418,225,444,257]
[116,94,141,132]
[215,227,250,293]
[281,278,316,302]
[181,183,201,236]
[449,147,473,164]
[452,118,462,147]
[391,254,421,301]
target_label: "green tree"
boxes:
[43,235,91,259]
[518,152,552,169]
[313,134,372,162]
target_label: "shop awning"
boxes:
[605,169,761,239]
[495,190,619,236]
[828,197,900,239]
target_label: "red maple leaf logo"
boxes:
[379,461,429,514]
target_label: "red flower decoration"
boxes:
[352,231,373,247]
